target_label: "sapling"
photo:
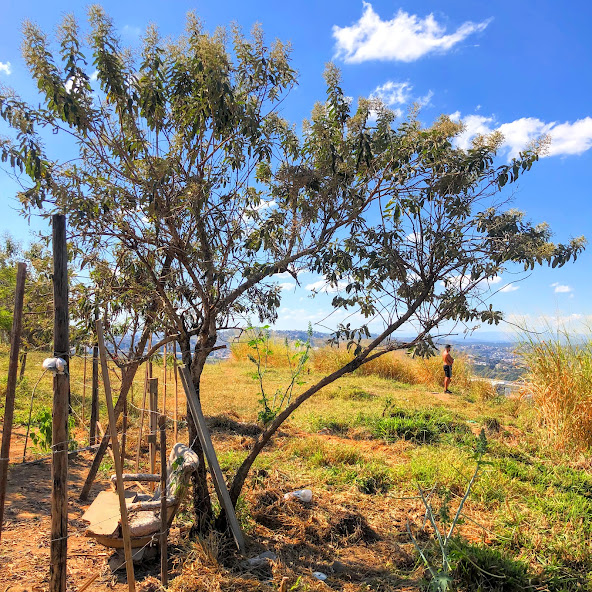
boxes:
[407,429,489,591]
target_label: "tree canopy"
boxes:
[0,6,585,527]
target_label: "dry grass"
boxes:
[311,346,495,400]
[517,332,592,450]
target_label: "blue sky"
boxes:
[0,1,591,339]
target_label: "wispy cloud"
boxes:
[333,4,490,63]
[371,81,412,105]
[370,80,433,110]
[122,25,141,39]
[454,112,592,158]
[278,282,296,291]
[551,282,572,294]
[0,61,12,75]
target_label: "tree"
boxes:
[0,7,584,533]
[0,237,56,376]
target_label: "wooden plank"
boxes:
[96,320,136,591]
[178,367,245,553]
[159,415,168,587]
[50,214,69,592]
[81,490,137,537]
[0,261,26,542]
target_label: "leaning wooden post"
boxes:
[179,367,245,553]
[89,310,99,446]
[50,214,69,592]
[159,415,168,587]
[96,320,135,591]
[148,378,158,485]
[0,262,26,542]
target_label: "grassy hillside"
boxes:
[1,344,591,591]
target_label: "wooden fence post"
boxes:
[173,341,178,443]
[96,320,135,592]
[148,378,158,484]
[50,214,69,592]
[135,362,149,472]
[159,415,168,587]
[90,310,99,446]
[82,351,87,429]
[0,261,26,541]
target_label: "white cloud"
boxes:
[278,282,296,291]
[551,282,572,293]
[500,283,519,293]
[0,61,12,75]
[333,4,490,63]
[454,112,592,158]
[90,70,99,82]
[456,114,496,150]
[417,89,434,107]
[370,81,434,111]
[371,81,412,105]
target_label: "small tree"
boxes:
[0,8,584,533]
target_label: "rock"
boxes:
[246,550,277,567]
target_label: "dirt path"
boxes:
[0,451,162,592]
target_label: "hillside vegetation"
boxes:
[1,340,592,591]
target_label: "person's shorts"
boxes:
[443,365,452,378]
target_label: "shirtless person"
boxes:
[442,344,454,394]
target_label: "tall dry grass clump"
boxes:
[518,332,592,450]
[312,345,493,398]
[230,338,302,369]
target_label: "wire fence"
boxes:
[1,348,187,466]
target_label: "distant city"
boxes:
[213,329,525,382]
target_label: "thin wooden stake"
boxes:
[0,262,26,542]
[90,310,99,446]
[96,320,135,592]
[162,342,167,415]
[159,415,168,587]
[173,341,178,443]
[120,395,128,468]
[50,214,69,592]
[96,421,115,464]
[82,350,87,430]
[135,361,149,472]
[148,378,158,486]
